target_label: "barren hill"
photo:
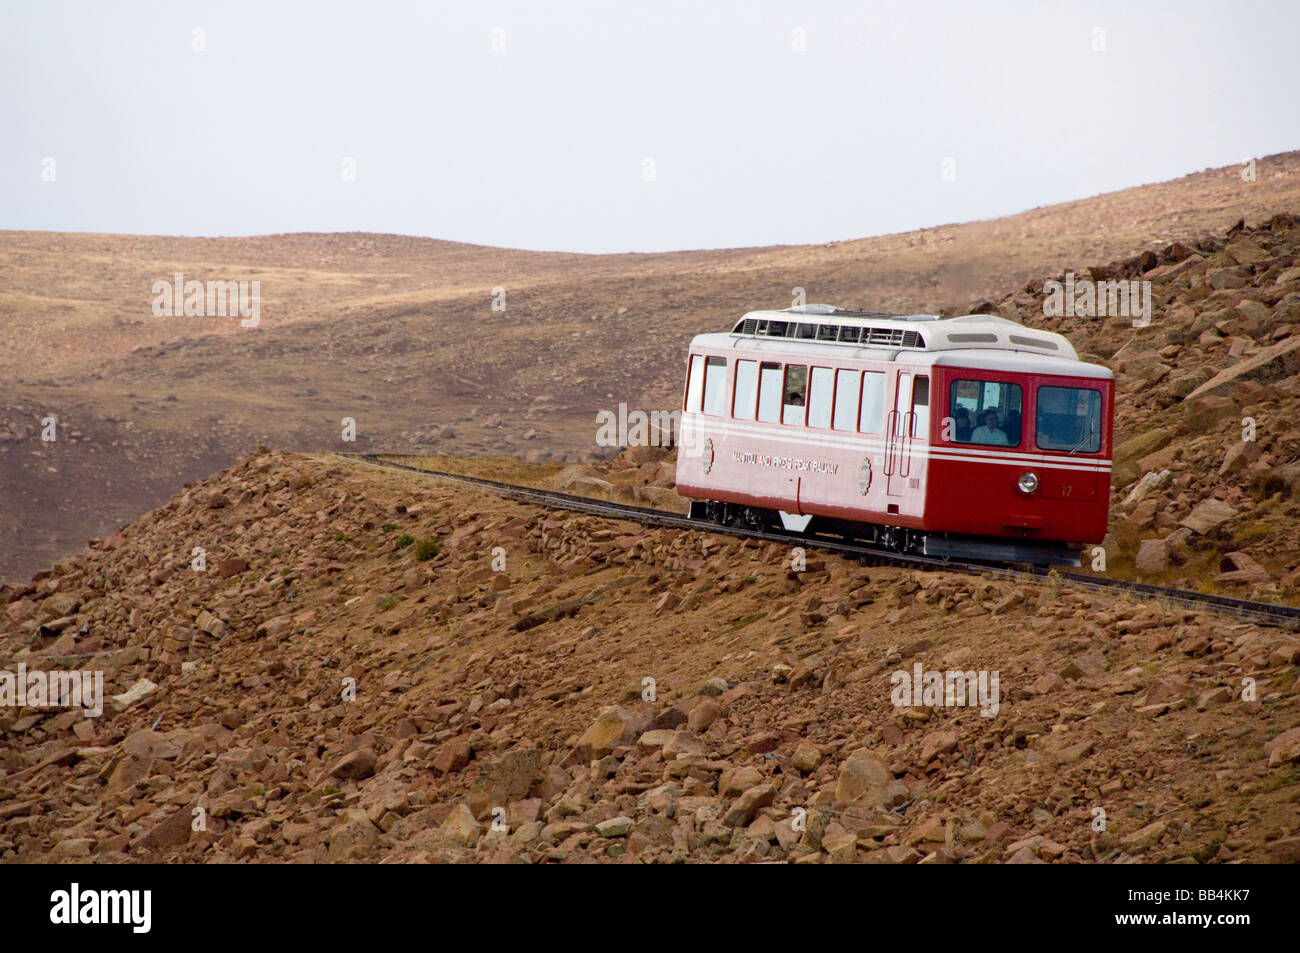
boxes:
[4,151,1300,580]
[1,451,1296,863]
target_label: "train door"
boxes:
[884,371,911,497]
[904,374,929,478]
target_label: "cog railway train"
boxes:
[674,304,1114,566]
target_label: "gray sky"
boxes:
[2,0,1296,253]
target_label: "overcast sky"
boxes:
[2,0,1296,253]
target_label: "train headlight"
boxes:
[1017,471,1039,495]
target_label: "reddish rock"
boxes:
[327,748,377,780]
[137,803,196,851]
[215,557,249,578]
[1134,539,1170,574]
[687,699,721,733]
[919,730,959,763]
[1217,551,1270,584]
[723,783,777,827]
[431,739,473,775]
[1265,727,1300,767]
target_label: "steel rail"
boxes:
[336,453,1300,628]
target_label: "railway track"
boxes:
[338,453,1300,629]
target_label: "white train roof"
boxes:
[692,304,1113,380]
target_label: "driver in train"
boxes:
[970,408,1010,446]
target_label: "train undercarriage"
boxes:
[688,499,1083,567]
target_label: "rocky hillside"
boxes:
[961,213,1300,600]
[2,451,1296,863]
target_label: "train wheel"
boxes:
[693,502,779,533]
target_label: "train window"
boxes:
[685,355,704,411]
[757,362,783,423]
[733,360,758,420]
[783,365,808,425]
[911,375,930,439]
[833,369,861,431]
[807,367,834,428]
[949,379,1023,446]
[1036,385,1101,453]
[702,357,728,416]
[859,371,886,434]
[840,327,862,344]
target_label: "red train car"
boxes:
[675,304,1114,565]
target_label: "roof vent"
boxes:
[787,303,841,315]
[730,316,926,349]
[1009,334,1059,350]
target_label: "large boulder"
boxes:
[722,783,777,827]
[476,748,541,804]
[1112,429,1172,488]
[326,810,380,862]
[572,707,643,761]
[833,748,905,810]
[438,804,483,847]
[122,729,181,761]
[1217,552,1270,585]
[1134,539,1170,574]
[1219,439,1262,476]
[1179,498,1236,535]
[1186,337,1300,401]
[1182,396,1238,434]
[136,802,197,851]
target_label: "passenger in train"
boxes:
[970,408,1010,446]
[1003,409,1021,444]
[953,408,972,442]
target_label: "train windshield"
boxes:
[1036,385,1102,453]
[949,379,1023,447]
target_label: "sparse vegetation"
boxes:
[728,611,766,631]
[414,537,441,561]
